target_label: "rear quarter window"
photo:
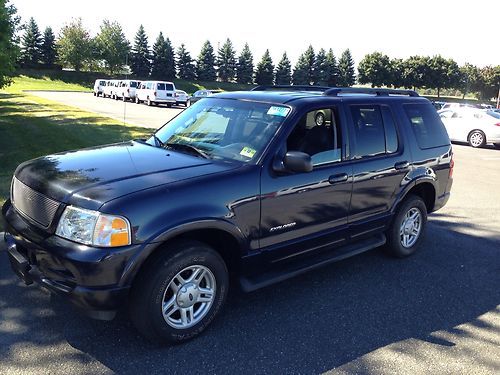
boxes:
[165,84,174,91]
[404,103,450,149]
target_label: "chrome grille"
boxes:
[11,177,60,228]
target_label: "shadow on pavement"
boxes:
[0,215,499,374]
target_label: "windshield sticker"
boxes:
[267,106,290,117]
[240,146,256,159]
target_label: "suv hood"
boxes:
[15,141,237,210]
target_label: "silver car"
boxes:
[438,108,500,149]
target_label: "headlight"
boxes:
[56,206,131,247]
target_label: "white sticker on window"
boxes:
[267,106,290,117]
[240,146,256,159]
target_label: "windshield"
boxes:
[149,98,290,162]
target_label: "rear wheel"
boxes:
[385,195,427,258]
[135,97,140,104]
[468,130,486,148]
[494,143,500,150]
[147,98,152,106]
[129,240,228,344]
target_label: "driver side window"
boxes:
[286,108,342,166]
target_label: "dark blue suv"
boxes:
[2,86,453,344]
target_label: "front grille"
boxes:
[11,177,60,228]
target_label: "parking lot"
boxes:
[0,136,499,374]
[30,91,184,129]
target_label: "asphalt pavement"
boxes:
[0,144,499,374]
[29,91,184,129]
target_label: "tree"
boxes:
[292,45,315,85]
[426,55,461,97]
[313,48,328,85]
[0,0,20,88]
[236,43,254,84]
[57,18,92,71]
[275,52,292,85]
[254,49,274,85]
[130,25,151,78]
[94,20,129,74]
[216,38,236,82]
[338,49,356,86]
[477,65,500,100]
[196,40,216,81]
[357,51,392,87]
[40,26,57,66]
[20,17,42,66]
[176,43,196,80]
[459,63,480,98]
[388,58,407,88]
[150,32,175,80]
[402,55,429,89]
[324,49,340,86]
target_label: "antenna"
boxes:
[123,53,129,128]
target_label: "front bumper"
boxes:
[2,200,145,320]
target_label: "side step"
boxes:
[240,234,386,292]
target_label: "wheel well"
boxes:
[406,183,436,213]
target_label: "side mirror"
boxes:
[283,151,313,173]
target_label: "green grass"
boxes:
[0,88,151,230]
[7,75,91,94]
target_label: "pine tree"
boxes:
[163,36,176,80]
[254,49,274,85]
[275,52,292,85]
[40,26,56,66]
[196,40,216,81]
[176,43,196,80]
[20,17,42,65]
[130,25,151,78]
[150,32,168,79]
[236,43,254,84]
[216,38,236,82]
[338,49,356,86]
[313,48,328,85]
[325,49,340,86]
[293,45,315,85]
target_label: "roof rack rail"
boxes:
[251,85,331,92]
[323,87,419,97]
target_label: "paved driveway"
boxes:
[0,144,499,374]
[29,91,184,129]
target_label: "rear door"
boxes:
[347,103,412,238]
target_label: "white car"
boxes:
[174,90,189,107]
[116,80,141,101]
[135,81,176,107]
[103,80,120,99]
[93,79,107,97]
[438,108,500,148]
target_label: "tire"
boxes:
[468,130,486,148]
[147,98,152,106]
[494,143,500,150]
[135,97,140,104]
[123,96,127,102]
[385,195,427,258]
[187,100,191,107]
[129,240,228,344]
[167,103,172,108]
[93,92,96,97]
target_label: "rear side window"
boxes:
[404,104,450,149]
[157,83,166,90]
[146,82,152,89]
[99,80,106,85]
[130,81,138,88]
[165,84,174,91]
[350,105,399,158]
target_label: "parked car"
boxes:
[438,108,500,148]
[102,80,120,99]
[188,89,222,106]
[174,90,189,106]
[93,79,107,97]
[2,86,453,344]
[136,81,176,106]
[116,80,141,101]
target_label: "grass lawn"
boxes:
[0,84,151,230]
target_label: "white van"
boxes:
[103,80,120,99]
[135,81,176,106]
[93,79,107,97]
[115,80,141,101]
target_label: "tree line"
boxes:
[1,5,498,101]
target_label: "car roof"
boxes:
[212,90,427,106]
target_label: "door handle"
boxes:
[328,173,348,184]
[394,161,410,170]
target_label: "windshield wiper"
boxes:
[152,134,164,148]
[164,142,210,159]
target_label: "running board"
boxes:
[240,234,386,292]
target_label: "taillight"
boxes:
[494,122,500,127]
[127,88,130,93]
[449,153,454,178]
[154,91,157,96]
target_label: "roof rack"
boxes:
[323,87,419,97]
[251,85,331,92]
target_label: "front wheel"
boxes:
[493,143,500,150]
[468,130,486,148]
[385,195,427,258]
[129,240,228,344]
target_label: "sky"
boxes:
[12,0,500,68]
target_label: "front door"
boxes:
[260,106,353,263]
